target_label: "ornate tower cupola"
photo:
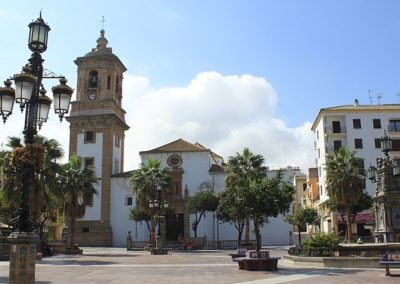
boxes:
[66,28,129,246]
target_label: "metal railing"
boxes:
[132,239,256,251]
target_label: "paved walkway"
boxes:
[0,246,399,283]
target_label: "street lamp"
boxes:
[0,13,73,283]
[149,185,169,249]
[367,131,400,243]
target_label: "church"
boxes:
[66,29,292,247]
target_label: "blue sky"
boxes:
[1,1,400,171]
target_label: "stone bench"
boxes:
[232,250,279,271]
[150,248,168,255]
[233,257,280,271]
[380,252,400,276]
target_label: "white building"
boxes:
[311,101,400,233]
[67,29,295,247]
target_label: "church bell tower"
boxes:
[66,29,129,246]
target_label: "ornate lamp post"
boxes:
[0,13,72,283]
[149,185,169,250]
[367,131,400,243]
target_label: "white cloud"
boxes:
[0,71,315,173]
[123,71,315,171]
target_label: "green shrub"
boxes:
[304,232,338,249]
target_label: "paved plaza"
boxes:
[0,246,399,283]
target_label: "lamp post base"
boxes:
[156,235,163,249]
[8,231,39,284]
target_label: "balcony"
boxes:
[388,124,400,133]
[324,126,347,135]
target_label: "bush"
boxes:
[303,233,338,256]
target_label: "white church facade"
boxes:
[67,30,294,247]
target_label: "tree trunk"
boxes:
[150,220,156,243]
[69,217,75,249]
[298,225,302,246]
[245,218,250,242]
[346,207,353,242]
[254,219,261,251]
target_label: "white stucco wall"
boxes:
[110,176,136,246]
[77,132,103,221]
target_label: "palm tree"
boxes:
[0,135,64,238]
[58,155,97,249]
[129,158,172,243]
[325,147,365,241]
[225,147,267,242]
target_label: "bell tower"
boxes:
[67,29,129,246]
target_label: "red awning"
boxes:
[336,213,374,223]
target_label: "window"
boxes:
[317,130,319,139]
[373,119,381,129]
[333,140,342,152]
[393,139,400,151]
[84,131,95,143]
[115,135,120,147]
[84,157,94,169]
[89,70,98,88]
[332,121,341,133]
[318,148,320,158]
[126,196,133,206]
[107,75,111,90]
[116,75,120,92]
[389,120,400,132]
[374,138,381,149]
[353,119,361,129]
[82,227,90,233]
[354,138,363,149]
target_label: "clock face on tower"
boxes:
[88,92,97,101]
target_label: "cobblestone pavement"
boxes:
[0,246,399,283]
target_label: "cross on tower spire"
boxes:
[101,16,105,30]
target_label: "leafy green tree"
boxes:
[187,189,219,237]
[129,206,151,239]
[129,158,172,243]
[284,207,319,245]
[325,148,365,241]
[217,189,245,240]
[225,147,267,242]
[216,187,246,241]
[58,155,97,248]
[245,172,294,250]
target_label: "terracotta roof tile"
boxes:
[140,138,209,154]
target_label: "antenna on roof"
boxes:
[377,92,383,105]
[369,89,374,104]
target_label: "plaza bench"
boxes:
[232,250,280,271]
[380,252,400,276]
[228,248,247,260]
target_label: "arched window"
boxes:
[89,70,98,88]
